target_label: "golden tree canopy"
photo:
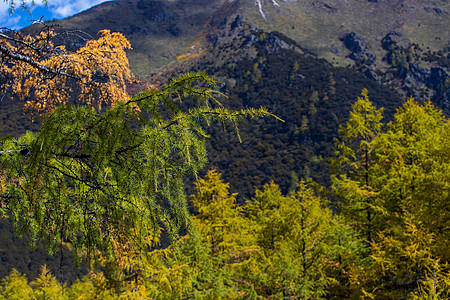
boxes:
[1,28,133,112]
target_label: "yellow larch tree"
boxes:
[1,27,133,112]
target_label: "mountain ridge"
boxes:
[23,0,449,77]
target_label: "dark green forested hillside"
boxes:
[161,23,405,198]
[0,218,88,282]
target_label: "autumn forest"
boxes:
[0,1,450,299]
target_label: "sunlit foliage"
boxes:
[1,28,133,112]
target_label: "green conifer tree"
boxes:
[30,266,66,300]
[331,88,384,244]
[0,269,33,300]
[246,182,359,299]
[335,96,450,298]
[0,72,272,266]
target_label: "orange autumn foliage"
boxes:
[0,29,133,112]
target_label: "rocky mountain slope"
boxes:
[24,0,449,73]
[20,0,449,105]
[240,0,449,65]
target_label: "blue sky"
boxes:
[0,0,111,30]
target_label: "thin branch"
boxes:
[0,32,47,54]
[0,43,81,81]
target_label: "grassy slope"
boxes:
[239,0,450,69]
[23,0,226,78]
[22,0,449,75]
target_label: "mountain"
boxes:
[0,0,448,280]
[22,0,449,75]
[238,0,449,66]
[13,0,450,195]
[23,0,226,76]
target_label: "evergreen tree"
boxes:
[246,182,359,299]
[373,99,450,236]
[334,96,450,298]
[30,265,66,300]
[191,169,257,257]
[190,169,258,296]
[0,269,33,300]
[331,88,384,244]
[365,99,450,297]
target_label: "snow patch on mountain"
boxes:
[253,0,281,19]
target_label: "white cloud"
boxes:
[48,0,110,18]
[0,2,25,29]
[0,14,23,30]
